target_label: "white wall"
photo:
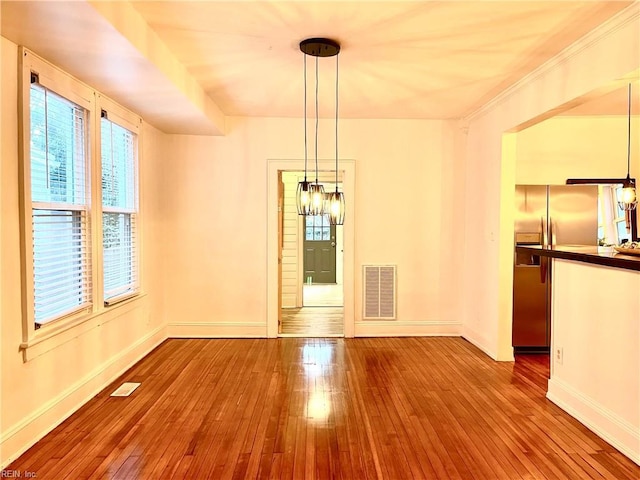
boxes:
[0,37,168,467]
[164,116,465,337]
[461,5,640,361]
[548,260,639,464]
[516,116,640,185]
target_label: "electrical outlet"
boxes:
[555,347,563,365]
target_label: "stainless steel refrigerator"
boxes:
[512,185,598,351]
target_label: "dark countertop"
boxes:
[515,244,640,272]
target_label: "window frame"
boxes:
[97,95,141,306]
[598,184,634,245]
[18,47,143,356]
[612,186,633,243]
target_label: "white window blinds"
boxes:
[30,83,91,325]
[101,114,139,303]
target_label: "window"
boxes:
[614,186,633,244]
[28,80,91,327]
[597,185,633,245]
[19,48,142,345]
[101,111,139,304]
[305,214,331,241]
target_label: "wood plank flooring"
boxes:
[303,284,343,307]
[6,338,639,479]
[280,307,343,336]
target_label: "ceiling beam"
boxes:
[1,0,226,135]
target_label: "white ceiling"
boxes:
[129,0,632,119]
[1,1,637,133]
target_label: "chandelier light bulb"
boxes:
[621,185,637,204]
[296,180,313,215]
[312,191,323,208]
[307,183,325,215]
[330,199,340,216]
[327,191,345,225]
[300,190,310,206]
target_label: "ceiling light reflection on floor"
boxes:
[306,391,331,421]
[302,343,334,379]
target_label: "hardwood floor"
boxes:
[7,338,639,479]
[280,307,343,336]
[303,284,343,307]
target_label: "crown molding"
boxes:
[463,3,640,124]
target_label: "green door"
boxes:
[303,214,336,284]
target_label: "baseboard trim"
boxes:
[461,324,498,360]
[547,377,640,466]
[168,322,266,338]
[354,320,461,337]
[1,325,167,469]
[168,321,460,338]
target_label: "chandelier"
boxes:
[296,38,344,224]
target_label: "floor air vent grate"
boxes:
[110,382,141,397]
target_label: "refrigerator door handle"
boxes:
[540,256,548,283]
[550,217,556,246]
[540,216,548,283]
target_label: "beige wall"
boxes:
[164,116,465,337]
[0,37,167,467]
[461,6,640,361]
[516,116,640,185]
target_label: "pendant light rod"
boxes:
[296,50,312,215]
[618,82,637,212]
[328,42,344,225]
[627,83,631,179]
[315,55,319,184]
[303,54,308,181]
[335,51,339,192]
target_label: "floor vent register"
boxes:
[110,382,141,397]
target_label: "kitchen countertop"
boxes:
[515,244,640,272]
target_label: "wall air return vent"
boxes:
[363,265,396,320]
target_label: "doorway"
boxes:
[267,159,355,338]
[278,171,344,336]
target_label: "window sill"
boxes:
[104,290,139,307]
[20,292,147,362]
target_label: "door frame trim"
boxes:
[267,159,355,338]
